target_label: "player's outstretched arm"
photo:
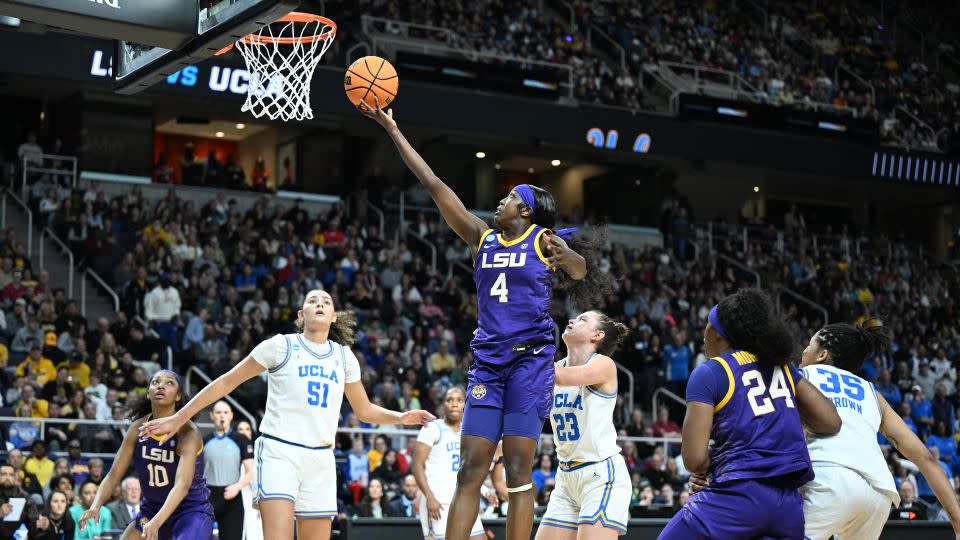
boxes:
[344,381,435,426]
[78,421,142,531]
[140,424,203,540]
[359,98,488,249]
[140,358,265,444]
[879,392,960,535]
[680,402,714,475]
[795,378,842,436]
[554,354,616,388]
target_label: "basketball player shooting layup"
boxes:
[361,96,615,540]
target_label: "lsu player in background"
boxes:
[140,289,434,540]
[362,97,614,540]
[660,289,841,540]
[799,321,960,539]
[79,370,214,540]
[413,387,489,540]
[537,311,632,540]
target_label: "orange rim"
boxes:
[215,12,336,55]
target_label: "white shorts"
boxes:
[541,455,630,535]
[419,498,484,539]
[802,464,895,540]
[253,435,337,519]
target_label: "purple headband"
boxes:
[514,184,536,219]
[708,304,730,341]
[153,369,182,388]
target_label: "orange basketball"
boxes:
[344,56,399,109]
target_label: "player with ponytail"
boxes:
[538,310,631,540]
[799,320,960,539]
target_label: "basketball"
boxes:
[344,56,399,109]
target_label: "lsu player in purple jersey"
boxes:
[659,289,842,540]
[79,370,214,540]
[362,97,615,540]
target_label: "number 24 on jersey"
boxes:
[743,369,795,416]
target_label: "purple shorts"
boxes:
[134,500,215,540]
[658,479,804,540]
[462,345,555,442]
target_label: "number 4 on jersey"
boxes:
[490,272,508,303]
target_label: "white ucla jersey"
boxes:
[550,356,621,464]
[801,364,899,504]
[251,334,360,448]
[416,419,462,503]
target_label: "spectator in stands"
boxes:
[2,269,26,304]
[4,297,28,343]
[144,274,181,349]
[910,385,935,437]
[23,440,54,489]
[389,474,420,518]
[932,384,956,434]
[68,480,111,539]
[41,367,76,404]
[251,156,271,191]
[662,331,691,396]
[65,440,88,486]
[371,449,404,492]
[34,489,75,540]
[17,383,48,418]
[223,155,245,189]
[652,406,681,438]
[532,454,556,494]
[351,477,397,518]
[106,476,140,530]
[427,340,455,377]
[876,369,902,407]
[0,463,40,538]
[6,448,42,497]
[11,319,43,360]
[926,422,957,466]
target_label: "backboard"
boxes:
[0,0,298,94]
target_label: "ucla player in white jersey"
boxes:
[413,387,489,540]
[537,311,631,540]
[799,321,960,540]
[141,289,435,540]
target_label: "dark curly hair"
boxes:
[518,185,617,311]
[714,288,797,367]
[294,289,358,346]
[815,319,892,372]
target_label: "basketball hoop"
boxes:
[217,12,336,122]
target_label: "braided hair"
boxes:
[814,319,892,372]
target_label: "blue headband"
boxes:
[708,304,730,341]
[514,184,536,219]
[153,369,182,388]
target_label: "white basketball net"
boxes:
[234,16,336,122]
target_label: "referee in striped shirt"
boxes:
[203,400,254,540]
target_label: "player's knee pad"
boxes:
[506,482,533,494]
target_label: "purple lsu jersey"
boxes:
[687,350,812,487]
[135,431,211,509]
[471,224,554,365]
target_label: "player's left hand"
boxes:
[483,490,499,507]
[542,233,574,270]
[400,409,436,427]
[688,473,709,493]
[141,520,159,540]
[224,484,241,501]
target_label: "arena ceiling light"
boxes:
[551,159,561,167]
[475,151,486,159]
[753,186,760,193]
[528,167,535,173]
[215,131,225,138]
[236,123,246,129]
